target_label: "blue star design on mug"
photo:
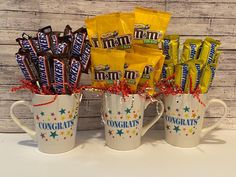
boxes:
[183,106,190,112]
[59,108,66,115]
[125,108,131,114]
[116,129,124,136]
[173,126,180,133]
[50,131,58,139]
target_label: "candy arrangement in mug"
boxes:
[15,25,90,95]
[10,7,227,153]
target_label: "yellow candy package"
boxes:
[162,34,180,65]
[181,39,202,63]
[154,57,165,83]
[174,63,189,91]
[184,60,203,93]
[133,7,171,45]
[199,64,216,93]
[91,48,125,88]
[132,44,162,54]
[132,45,164,93]
[96,13,133,49]
[85,17,100,48]
[161,62,174,79]
[124,53,147,91]
[213,51,221,67]
[198,37,221,65]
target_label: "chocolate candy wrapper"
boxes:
[50,32,60,54]
[80,41,91,73]
[64,25,73,42]
[71,28,87,57]
[162,34,179,65]
[185,60,203,92]
[15,50,38,82]
[32,37,40,53]
[132,45,163,94]
[133,7,171,45]
[38,55,52,87]
[53,58,67,94]
[132,44,162,54]
[154,54,165,82]
[37,26,52,53]
[161,63,174,79]
[198,37,221,65]
[181,39,202,63]
[174,63,189,91]
[16,37,38,68]
[199,64,216,93]
[85,17,100,48]
[124,53,147,91]
[96,13,132,49]
[91,48,125,87]
[69,58,82,88]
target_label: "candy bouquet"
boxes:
[13,25,90,95]
[11,25,91,153]
[10,7,228,152]
[158,35,221,96]
[85,7,170,97]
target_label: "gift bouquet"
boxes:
[13,25,90,95]
[10,7,227,152]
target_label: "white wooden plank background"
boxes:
[0,0,236,132]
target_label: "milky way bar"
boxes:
[15,51,38,82]
[80,41,91,73]
[69,58,82,88]
[38,26,52,53]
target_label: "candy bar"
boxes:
[162,34,179,65]
[15,50,38,82]
[71,28,87,57]
[53,58,67,94]
[80,41,91,72]
[198,37,221,65]
[38,55,51,87]
[181,39,202,63]
[69,58,82,88]
[175,63,188,91]
[185,60,203,92]
[16,38,38,67]
[64,25,73,42]
[199,64,216,93]
[37,26,52,53]
[161,63,174,79]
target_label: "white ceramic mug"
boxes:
[163,94,228,148]
[102,93,164,151]
[10,94,82,154]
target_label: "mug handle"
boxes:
[201,99,228,137]
[141,99,164,136]
[10,101,36,140]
